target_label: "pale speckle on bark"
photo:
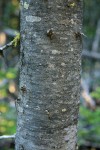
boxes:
[51,50,61,55]
[26,16,41,22]
[17,105,23,113]
[48,63,55,69]
[70,48,74,51]
[24,2,29,9]
[61,63,66,67]
[61,108,67,112]
[52,82,57,85]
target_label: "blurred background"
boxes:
[0,0,100,150]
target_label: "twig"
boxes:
[80,141,100,148]
[92,19,100,52]
[0,41,13,51]
[82,50,100,60]
[0,134,15,140]
[4,28,19,37]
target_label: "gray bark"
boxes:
[15,0,83,150]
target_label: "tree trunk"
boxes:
[15,0,83,150]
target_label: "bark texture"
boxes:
[15,0,83,150]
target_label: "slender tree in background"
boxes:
[15,0,83,149]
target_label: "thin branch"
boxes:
[0,41,13,51]
[4,28,19,37]
[81,141,100,148]
[92,19,100,52]
[82,20,100,60]
[0,134,15,140]
[0,33,20,52]
[82,50,100,60]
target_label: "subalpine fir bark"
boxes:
[15,0,83,150]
